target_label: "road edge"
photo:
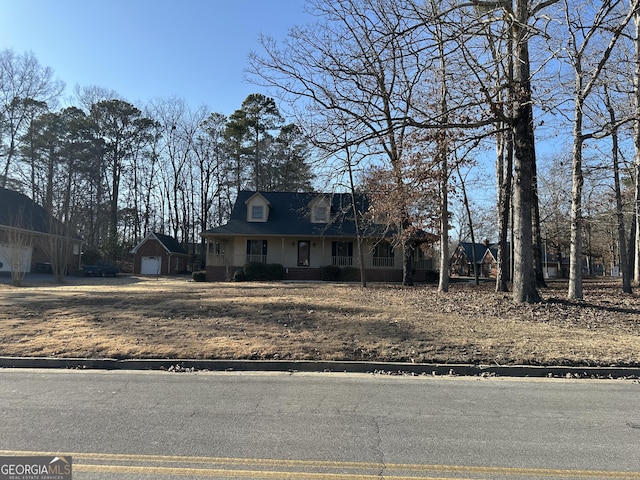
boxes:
[1,356,639,378]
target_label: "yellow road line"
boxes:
[76,464,475,479]
[2,450,640,479]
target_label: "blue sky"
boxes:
[0,0,310,115]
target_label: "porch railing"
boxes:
[412,258,432,270]
[332,256,353,267]
[372,257,394,268]
[246,254,267,264]
[207,253,226,266]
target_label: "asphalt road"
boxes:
[1,369,639,479]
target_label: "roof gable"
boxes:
[245,192,271,222]
[309,194,331,223]
[131,232,187,255]
[453,241,507,263]
[456,242,488,262]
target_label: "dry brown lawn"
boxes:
[1,275,639,367]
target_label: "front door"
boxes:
[298,241,310,266]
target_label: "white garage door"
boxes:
[141,256,162,275]
[0,244,32,272]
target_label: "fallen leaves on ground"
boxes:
[0,276,638,367]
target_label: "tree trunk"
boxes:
[458,165,479,285]
[511,0,541,303]
[531,147,546,288]
[568,67,584,300]
[438,156,450,292]
[634,13,640,285]
[495,127,512,292]
[605,90,632,293]
[347,152,367,287]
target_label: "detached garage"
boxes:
[131,232,189,275]
[140,255,162,275]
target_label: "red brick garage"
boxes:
[130,232,188,275]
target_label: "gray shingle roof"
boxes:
[0,187,51,233]
[153,232,188,255]
[202,191,373,238]
[455,241,507,263]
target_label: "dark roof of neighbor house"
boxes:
[0,187,52,233]
[454,241,500,263]
[153,232,188,255]
[131,232,188,255]
[202,191,374,238]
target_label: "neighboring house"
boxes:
[450,241,503,279]
[200,191,434,282]
[542,251,564,279]
[0,187,82,274]
[541,252,603,279]
[130,232,189,275]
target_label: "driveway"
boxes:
[0,272,143,286]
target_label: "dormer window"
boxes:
[314,206,328,223]
[245,193,270,222]
[310,195,330,223]
[251,205,264,220]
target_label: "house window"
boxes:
[208,241,225,266]
[332,241,353,266]
[251,205,264,221]
[246,239,267,263]
[373,242,394,268]
[313,206,328,223]
[208,241,222,255]
[298,241,310,266]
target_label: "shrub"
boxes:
[424,270,438,283]
[192,271,207,282]
[265,263,284,280]
[341,267,360,282]
[321,265,342,281]
[243,262,266,280]
[242,262,284,281]
[233,270,246,282]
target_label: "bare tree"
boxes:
[559,0,637,299]
[633,10,640,284]
[509,0,552,303]
[603,85,633,293]
[538,154,573,277]
[249,0,455,286]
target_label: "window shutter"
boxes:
[262,240,267,256]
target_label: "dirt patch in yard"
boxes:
[0,276,639,367]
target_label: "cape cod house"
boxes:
[201,191,434,282]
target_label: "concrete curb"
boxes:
[1,357,639,378]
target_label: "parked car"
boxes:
[82,263,119,277]
[34,262,53,274]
